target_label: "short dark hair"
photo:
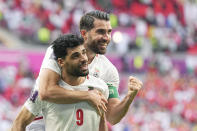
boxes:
[80,10,110,31]
[52,34,84,60]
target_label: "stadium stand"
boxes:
[0,0,197,130]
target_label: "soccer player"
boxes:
[37,10,142,124]
[12,10,143,130]
[11,34,109,131]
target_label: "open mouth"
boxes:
[99,43,107,50]
[79,63,88,70]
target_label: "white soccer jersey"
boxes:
[39,46,119,88]
[25,75,109,131]
[88,54,119,88]
[26,46,120,130]
[40,45,61,75]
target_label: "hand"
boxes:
[88,89,108,116]
[128,76,143,96]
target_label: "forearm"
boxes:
[11,122,26,131]
[40,85,90,104]
[11,107,35,131]
[107,92,138,125]
[39,69,91,104]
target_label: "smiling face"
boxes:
[84,19,112,54]
[59,45,89,77]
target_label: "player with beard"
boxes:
[11,10,143,131]
[11,34,109,131]
[77,10,143,124]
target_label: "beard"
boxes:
[67,61,89,77]
[71,69,89,77]
[88,39,109,54]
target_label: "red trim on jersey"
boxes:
[96,54,98,57]
[86,75,89,79]
[34,116,43,121]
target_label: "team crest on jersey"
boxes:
[30,90,38,103]
[93,68,100,78]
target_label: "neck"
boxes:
[84,44,96,64]
[61,71,85,86]
[87,50,96,64]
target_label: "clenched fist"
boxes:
[128,76,143,95]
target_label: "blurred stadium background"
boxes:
[0,0,197,131]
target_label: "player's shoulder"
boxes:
[87,75,109,98]
[88,75,106,83]
[46,45,53,53]
[88,75,107,87]
[97,54,110,63]
[97,54,116,68]
[43,45,54,58]
[58,79,71,89]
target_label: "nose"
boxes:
[81,53,88,62]
[103,33,111,42]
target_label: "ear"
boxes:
[80,30,87,40]
[57,58,65,68]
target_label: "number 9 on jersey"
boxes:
[76,109,83,126]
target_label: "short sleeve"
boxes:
[105,65,120,88]
[40,46,61,75]
[24,90,43,116]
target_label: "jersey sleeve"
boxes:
[105,65,120,99]
[24,90,43,116]
[40,46,61,75]
[104,84,109,99]
[105,65,119,88]
[98,78,109,99]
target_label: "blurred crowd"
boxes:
[0,0,197,54]
[0,52,196,131]
[114,71,197,131]
[1,0,197,131]
[0,60,35,130]
[111,54,197,130]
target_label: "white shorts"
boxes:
[26,118,45,131]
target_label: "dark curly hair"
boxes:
[80,10,110,31]
[52,34,84,60]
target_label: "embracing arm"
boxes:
[39,69,91,103]
[38,69,107,115]
[11,107,36,131]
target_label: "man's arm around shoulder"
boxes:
[39,68,91,103]
[38,69,108,115]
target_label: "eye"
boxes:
[82,49,87,54]
[108,29,112,34]
[97,29,105,34]
[71,53,80,59]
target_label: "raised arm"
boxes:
[11,107,36,131]
[106,76,143,125]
